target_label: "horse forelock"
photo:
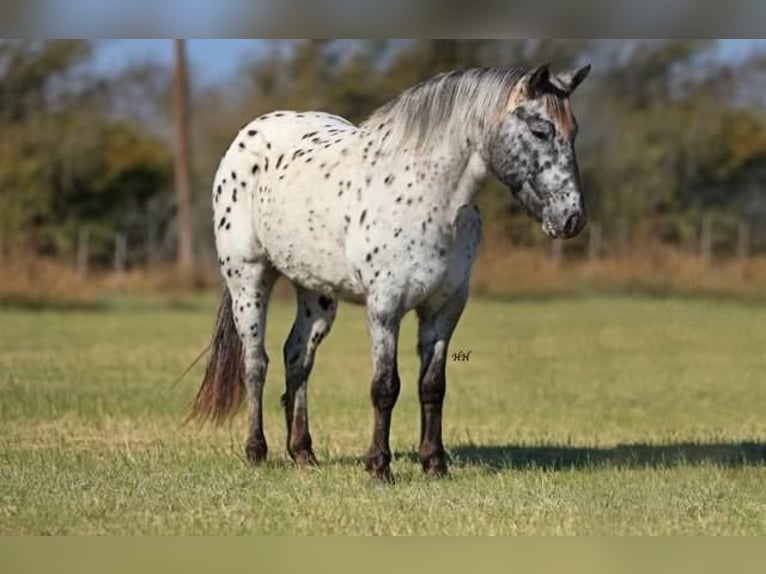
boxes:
[543,91,576,141]
[505,74,576,141]
[362,67,526,152]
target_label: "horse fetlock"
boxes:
[245,438,268,464]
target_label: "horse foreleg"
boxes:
[364,304,402,483]
[416,282,469,477]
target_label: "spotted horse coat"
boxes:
[191,63,591,481]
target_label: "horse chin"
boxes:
[541,220,561,238]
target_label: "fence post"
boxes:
[76,227,90,277]
[588,222,601,261]
[146,211,158,267]
[114,232,127,274]
[700,214,713,264]
[736,221,750,262]
[617,217,629,254]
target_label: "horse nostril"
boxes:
[564,213,580,236]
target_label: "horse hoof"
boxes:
[245,441,268,464]
[291,450,319,467]
[367,465,395,484]
[423,459,450,479]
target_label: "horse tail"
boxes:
[187,287,246,425]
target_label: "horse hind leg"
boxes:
[227,259,279,464]
[281,287,337,465]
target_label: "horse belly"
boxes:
[268,231,362,299]
[254,179,363,300]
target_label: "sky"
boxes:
[91,39,766,88]
[92,40,270,86]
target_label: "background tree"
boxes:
[2,39,766,268]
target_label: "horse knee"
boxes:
[419,380,445,407]
[418,339,446,404]
[371,370,400,410]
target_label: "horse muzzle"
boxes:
[542,207,587,239]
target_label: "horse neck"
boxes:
[362,119,490,218]
[423,133,490,219]
[449,144,489,219]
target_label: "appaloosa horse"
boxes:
[190,63,591,481]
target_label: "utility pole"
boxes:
[173,39,194,270]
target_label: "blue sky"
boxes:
[44,0,255,37]
[92,40,766,88]
[92,40,270,85]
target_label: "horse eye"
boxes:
[528,121,553,141]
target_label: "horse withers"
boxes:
[189,63,591,481]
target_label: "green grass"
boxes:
[2,294,766,534]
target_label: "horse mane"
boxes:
[361,67,526,153]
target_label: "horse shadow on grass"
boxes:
[333,441,766,472]
[439,441,766,472]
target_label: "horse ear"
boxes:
[523,63,551,97]
[560,64,592,94]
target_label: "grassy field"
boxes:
[2,293,766,535]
